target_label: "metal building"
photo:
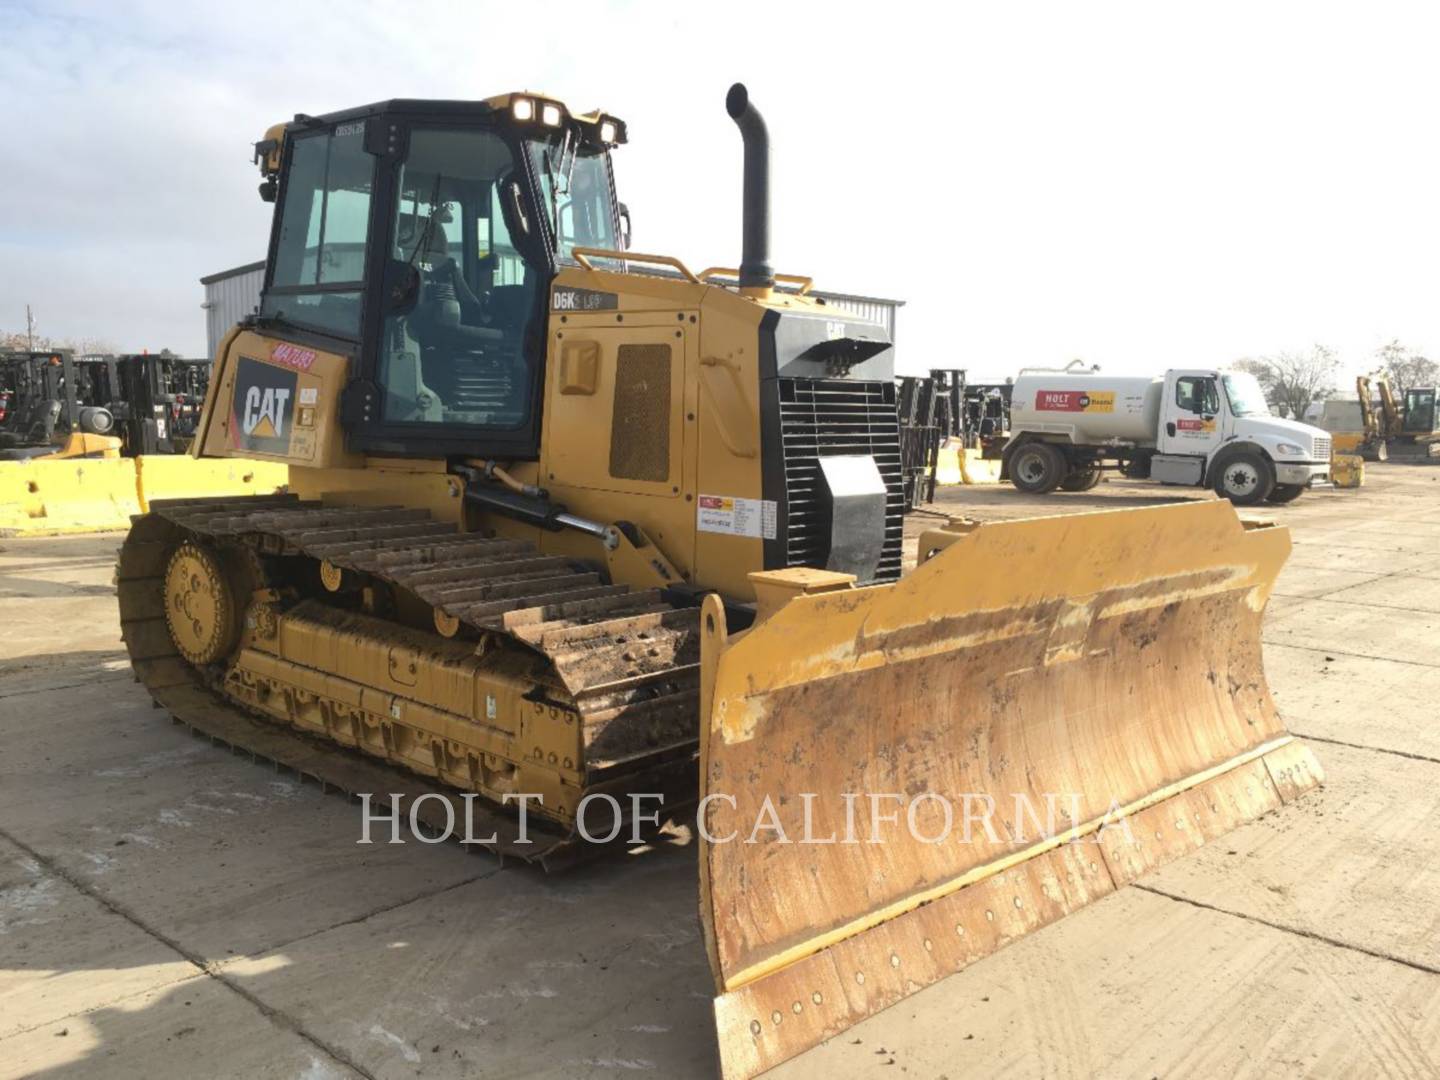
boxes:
[201,261,902,354]
[200,260,265,358]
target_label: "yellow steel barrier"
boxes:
[134,456,289,511]
[0,457,289,536]
[933,444,963,486]
[1330,431,1365,454]
[1331,453,1364,488]
[0,458,141,535]
[933,442,1004,487]
[960,446,1004,484]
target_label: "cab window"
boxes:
[526,137,618,263]
[1175,375,1219,415]
[377,128,541,430]
[1407,389,1437,433]
[484,177,529,286]
[261,124,373,338]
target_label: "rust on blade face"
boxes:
[696,500,1323,1079]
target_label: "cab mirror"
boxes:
[618,202,632,250]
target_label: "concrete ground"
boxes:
[2,465,1438,1078]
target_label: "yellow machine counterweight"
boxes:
[115,82,1321,1077]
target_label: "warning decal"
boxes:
[697,495,777,540]
[1035,390,1116,413]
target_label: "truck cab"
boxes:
[1157,368,1331,499]
[1005,366,1332,505]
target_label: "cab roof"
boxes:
[284,93,625,142]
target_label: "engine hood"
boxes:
[1232,414,1329,445]
[758,306,893,382]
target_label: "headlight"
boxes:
[541,103,562,126]
[599,120,617,144]
[512,97,535,122]
[1275,441,1304,456]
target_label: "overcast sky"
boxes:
[3,0,1438,380]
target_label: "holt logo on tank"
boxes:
[1036,390,1116,413]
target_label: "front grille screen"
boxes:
[775,378,904,581]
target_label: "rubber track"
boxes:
[116,494,701,867]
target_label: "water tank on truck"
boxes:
[1009,374,1164,445]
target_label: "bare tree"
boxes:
[1374,340,1439,395]
[1232,345,1340,419]
[63,335,122,356]
[0,329,120,355]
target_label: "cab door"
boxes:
[1405,388,1437,435]
[1159,370,1225,457]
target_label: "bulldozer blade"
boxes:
[696,499,1322,1079]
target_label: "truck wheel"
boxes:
[1212,450,1274,506]
[1060,466,1103,492]
[1010,443,1066,494]
[1265,484,1304,504]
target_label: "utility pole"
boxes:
[25,305,35,351]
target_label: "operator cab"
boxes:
[1404,387,1437,435]
[253,94,627,458]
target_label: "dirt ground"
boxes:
[2,465,1439,1079]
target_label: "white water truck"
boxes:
[1003,364,1332,504]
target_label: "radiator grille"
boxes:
[1313,436,1331,460]
[609,345,671,482]
[775,378,904,582]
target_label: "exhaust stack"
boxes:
[725,83,774,291]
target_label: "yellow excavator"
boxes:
[1357,371,1440,461]
[116,85,1321,1078]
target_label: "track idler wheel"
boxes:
[163,541,242,665]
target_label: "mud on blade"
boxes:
[696,499,1322,1079]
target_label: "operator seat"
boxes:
[407,226,504,403]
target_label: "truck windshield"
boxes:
[1222,373,1271,417]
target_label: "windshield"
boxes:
[526,136,618,263]
[1222,373,1271,418]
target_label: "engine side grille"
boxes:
[609,344,672,482]
[1312,436,1331,460]
[774,377,904,582]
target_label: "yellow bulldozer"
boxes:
[116,84,1321,1077]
